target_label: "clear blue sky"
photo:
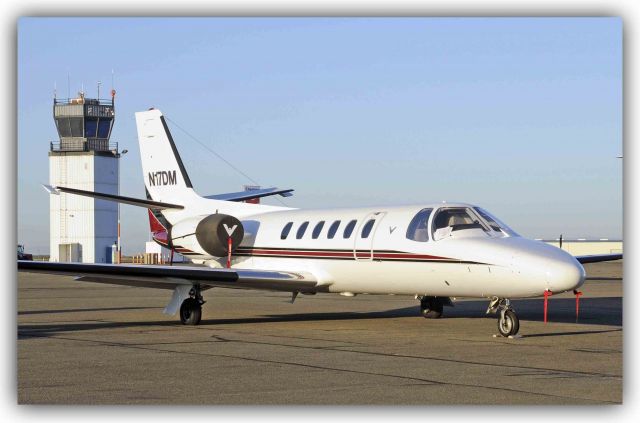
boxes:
[18,17,622,255]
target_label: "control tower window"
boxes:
[55,118,71,138]
[84,119,98,138]
[97,119,112,138]
[406,208,433,242]
[69,118,83,138]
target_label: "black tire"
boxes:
[420,297,444,319]
[180,298,202,325]
[421,308,443,319]
[497,309,519,337]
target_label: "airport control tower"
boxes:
[49,89,121,263]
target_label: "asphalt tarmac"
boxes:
[17,261,622,405]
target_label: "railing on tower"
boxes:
[53,97,115,106]
[50,140,118,153]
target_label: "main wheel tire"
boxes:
[421,308,443,319]
[497,309,519,337]
[420,298,444,319]
[180,298,202,325]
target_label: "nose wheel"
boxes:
[497,309,519,337]
[488,297,520,337]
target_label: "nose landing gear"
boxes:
[487,297,520,337]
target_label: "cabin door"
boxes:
[353,211,387,260]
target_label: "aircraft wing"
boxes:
[575,254,623,264]
[17,261,320,293]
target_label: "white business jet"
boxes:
[19,109,622,337]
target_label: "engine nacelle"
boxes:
[170,214,244,257]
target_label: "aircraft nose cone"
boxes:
[545,255,586,293]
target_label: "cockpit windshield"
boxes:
[431,207,488,241]
[474,207,519,236]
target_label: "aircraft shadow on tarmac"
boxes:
[17,296,621,339]
[18,306,161,316]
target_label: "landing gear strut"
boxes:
[180,284,204,325]
[487,297,520,337]
[419,296,446,319]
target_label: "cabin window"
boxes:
[361,219,375,238]
[296,221,309,239]
[406,208,433,242]
[327,220,341,239]
[281,222,293,240]
[312,221,325,239]
[343,220,357,238]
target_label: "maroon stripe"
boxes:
[236,248,457,262]
[248,249,353,258]
[236,247,451,260]
[373,252,453,260]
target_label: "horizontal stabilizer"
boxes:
[43,185,184,210]
[205,187,294,202]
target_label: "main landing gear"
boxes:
[418,296,452,319]
[487,297,520,337]
[180,284,204,325]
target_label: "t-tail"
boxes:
[134,109,292,225]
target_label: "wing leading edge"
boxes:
[575,254,623,264]
[17,261,321,293]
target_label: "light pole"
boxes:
[118,149,128,263]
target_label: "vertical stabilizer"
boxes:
[135,108,290,220]
[135,109,194,203]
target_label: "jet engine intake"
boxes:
[171,214,244,257]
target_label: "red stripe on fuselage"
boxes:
[234,247,457,261]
